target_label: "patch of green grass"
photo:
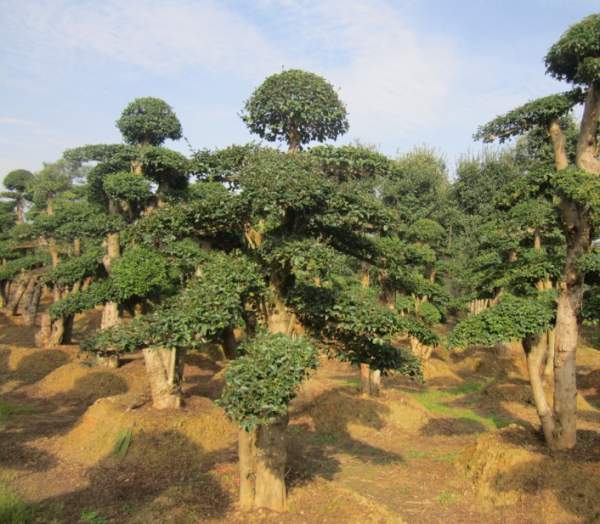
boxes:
[436,491,458,504]
[80,509,107,524]
[405,449,432,460]
[434,451,459,463]
[409,389,509,430]
[113,428,133,459]
[0,481,33,524]
[447,379,490,396]
[0,400,35,428]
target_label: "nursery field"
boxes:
[1,310,599,524]
[2,10,600,524]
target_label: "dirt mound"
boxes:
[56,395,237,467]
[459,425,600,523]
[296,388,431,439]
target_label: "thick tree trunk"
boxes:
[254,415,288,512]
[96,354,120,368]
[17,277,37,316]
[35,314,52,347]
[239,428,257,510]
[25,282,42,326]
[576,85,600,174]
[102,232,121,329]
[359,363,382,396]
[524,335,555,446]
[6,275,28,316]
[360,363,370,395]
[142,347,186,409]
[287,129,300,153]
[369,368,381,396]
[552,198,591,449]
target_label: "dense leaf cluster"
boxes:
[218,333,319,430]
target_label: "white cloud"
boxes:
[1,0,284,78]
[251,0,459,139]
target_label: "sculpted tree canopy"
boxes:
[241,69,349,152]
[116,97,183,146]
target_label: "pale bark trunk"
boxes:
[25,282,42,326]
[524,335,555,446]
[101,232,121,329]
[547,94,597,448]
[575,85,600,174]
[17,277,36,316]
[239,428,257,510]
[360,363,370,395]
[142,347,186,409]
[287,129,300,153]
[6,275,28,316]
[96,354,120,368]
[35,314,51,348]
[369,368,381,396]
[548,119,569,171]
[254,415,288,512]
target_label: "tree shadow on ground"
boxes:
[578,367,600,409]
[420,417,488,436]
[286,388,404,488]
[0,372,129,473]
[11,350,70,384]
[37,430,233,523]
[490,429,600,523]
[184,352,226,401]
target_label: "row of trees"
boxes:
[1,12,599,510]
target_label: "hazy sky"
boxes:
[0,0,597,179]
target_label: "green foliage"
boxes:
[103,171,152,203]
[33,201,122,240]
[0,481,33,524]
[0,254,48,281]
[218,333,319,430]
[192,143,264,186]
[139,146,189,185]
[143,251,265,349]
[382,146,450,224]
[418,301,442,325]
[111,246,174,301]
[309,145,391,183]
[116,97,182,146]
[49,280,116,320]
[28,160,76,207]
[545,14,600,83]
[46,248,103,287]
[552,167,600,225]
[242,69,349,148]
[448,294,556,349]
[474,89,584,142]
[3,169,33,192]
[113,428,133,458]
[80,320,147,356]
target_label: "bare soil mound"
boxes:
[459,425,600,523]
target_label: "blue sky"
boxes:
[0,0,597,179]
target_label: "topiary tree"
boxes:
[64,96,187,332]
[473,13,600,449]
[218,333,319,512]
[241,69,349,152]
[116,97,182,147]
[2,169,33,223]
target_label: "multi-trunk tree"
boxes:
[460,14,600,449]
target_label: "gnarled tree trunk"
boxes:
[142,347,186,409]
[524,334,555,446]
[238,414,288,512]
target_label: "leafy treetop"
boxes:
[116,97,183,146]
[545,14,600,84]
[241,69,349,151]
